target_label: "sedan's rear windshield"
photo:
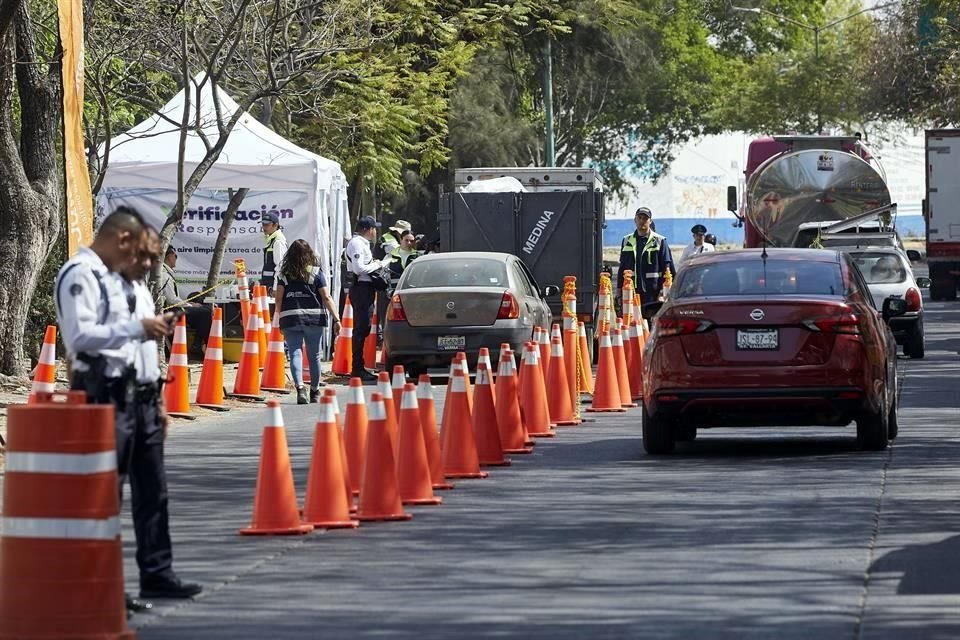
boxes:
[674,259,843,298]
[400,258,509,289]
[848,252,908,284]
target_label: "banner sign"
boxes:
[97,188,315,292]
[58,0,94,255]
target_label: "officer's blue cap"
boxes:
[357,216,381,230]
[261,211,280,224]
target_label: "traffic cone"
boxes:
[535,327,550,378]
[531,339,554,426]
[196,306,229,410]
[28,325,57,402]
[377,371,400,455]
[231,300,264,399]
[627,321,644,401]
[302,344,312,386]
[332,295,354,375]
[547,334,578,426]
[561,278,580,406]
[364,294,379,369]
[587,330,626,412]
[473,362,510,466]
[343,378,369,496]
[578,322,595,395]
[325,387,354,510]
[163,314,195,419]
[391,364,406,408]
[258,285,273,338]
[496,351,533,454]
[234,258,251,331]
[240,400,313,535]
[441,367,488,479]
[417,374,454,490]
[254,285,268,368]
[477,347,495,396]
[397,383,443,505]
[612,327,636,408]
[519,343,554,437]
[301,397,359,529]
[458,352,474,411]
[622,270,636,326]
[260,326,290,392]
[357,393,413,522]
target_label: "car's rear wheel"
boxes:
[888,392,899,441]
[857,392,890,451]
[904,326,925,359]
[642,403,675,455]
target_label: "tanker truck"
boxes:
[727,135,894,248]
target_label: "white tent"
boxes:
[97,74,351,311]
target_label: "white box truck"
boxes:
[925,130,960,300]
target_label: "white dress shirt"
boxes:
[270,231,288,275]
[345,235,382,282]
[54,247,144,378]
[680,241,715,264]
[129,280,161,384]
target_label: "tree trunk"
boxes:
[204,187,248,291]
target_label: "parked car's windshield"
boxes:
[400,258,509,289]
[848,252,908,284]
[675,259,844,298]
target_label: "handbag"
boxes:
[368,264,391,291]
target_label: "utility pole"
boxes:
[544,37,555,167]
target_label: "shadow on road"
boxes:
[871,534,960,595]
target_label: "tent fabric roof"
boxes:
[101,74,345,192]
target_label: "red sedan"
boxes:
[641,249,906,454]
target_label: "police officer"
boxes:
[617,206,675,306]
[374,219,411,260]
[123,228,203,602]
[387,230,420,289]
[679,223,715,264]
[260,210,288,294]
[160,246,212,358]
[54,207,174,614]
[345,216,385,382]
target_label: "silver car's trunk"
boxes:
[400,288,504,327]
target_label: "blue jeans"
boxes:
[283,325,325,389]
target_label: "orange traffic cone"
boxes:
[253,285,268,368]
[473,362,510,466]
[547,333,578,426]
[397,383,443,505]
[301,344,312,386]
[261,326,289,392]
[477,347,496,396]
[587,330,626,412]
[519,343,554,437]
[28,325,57,403]
[377,371,400,454]
[417,374,454,490]
[302,397,359,529]
[163,315,195,419]
[357,393,413,522]
[258,285,273,338]
[240,400,313,535]
[231,300,265,400]
[364,294,379,369]
[535,327,550,379]
[196,306,229,410]
[234,258,251,331]
[325,387,354,510]
[391,364,406,408]
[458,352,474,412]
[495,351,533,454]
[612,327,636,408]
[332,295,354,375]
[441,367,488,479]
[343,378,369,496]
[578,322,595,395]
[627,321,644,401]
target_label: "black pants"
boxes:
[129,388,174,582]
[350,282,376,374]
[186,305,213,354]
[70,374,137,486]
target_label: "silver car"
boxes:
[382,252,557,374]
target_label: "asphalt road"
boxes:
[120,297,960,639]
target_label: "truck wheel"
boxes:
[642,403,675,455]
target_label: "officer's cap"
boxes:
[357,215,382,231]
[691,224,707,234]
[635,207,653,219]
[261,211,280,224]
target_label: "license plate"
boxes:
[736,328,779,350]
[437,335,466,351]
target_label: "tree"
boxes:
[0,0,63,376]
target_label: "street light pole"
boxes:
[544,36,556,167]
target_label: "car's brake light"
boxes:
[656,317,713,337]
[803,313,860,334]
[905,287,922,311]
[387,294,407,322]
[496,291,520,320]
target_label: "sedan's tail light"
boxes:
[496,291,520,320]
[803,313,860,334]
[905,287,922,311]
[656,316,713,337]
[387,294,407,322]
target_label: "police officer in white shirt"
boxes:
[122,227,202,605]
[345,215,385,382]
[54,207,174,614]
[680,224,716,264]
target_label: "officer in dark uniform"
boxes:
[54,207,174,614]
[124,228,202,603]
[260,210,288,294]
[616,206,675,306]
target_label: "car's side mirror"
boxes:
[916,276,931,289]
[641,301,664,320]
[906,249,922,262]
[542,285,560,298]
[882,296,907,321]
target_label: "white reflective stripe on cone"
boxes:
[6,451,116,474]
[205,348,224,361]
[268,341,285,352]
[242,341,259,353]
[401,390,418,410]
[38,344,56,365]
[0,516,121,540]
[267,405,285,427]
[169,354,189,367]
[31,381,55,393]
[416,383,433,400]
